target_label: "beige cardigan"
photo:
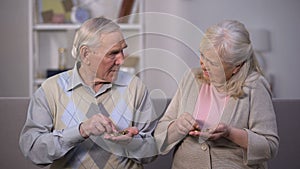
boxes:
[154,68,279,169]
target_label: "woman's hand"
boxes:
[173,112,198,136]
[207,123,231,140]
[189,123,231,140]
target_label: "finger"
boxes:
[183,112,196,124]
[180,120,194,132]
[180,115,195,129]
[104,121,114,133]
[126,127,139,136]
[189,130,200,136]
[94,123,105,134]
[199,132,212,139]
[96,115,116,133]
[193,123,200,131]
[105,133,132,143]
[212,126,226,134]
[208,132,223,140]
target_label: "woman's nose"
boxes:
[200,58,205,67]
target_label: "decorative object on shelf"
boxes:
[62,0,73,12]
[41,10,54,23]
[52,13,65,23]
[58,47,67,70]
[70,6,90,24]
[118,0,135,23]
[127,0,139,24]
[88,0,120,20]
[38,0,73,23]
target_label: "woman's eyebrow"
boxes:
[200,51,219,66]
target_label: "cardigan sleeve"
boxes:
[243,76,279,165]
[154,69,198,154]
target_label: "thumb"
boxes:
[126,127,139,136]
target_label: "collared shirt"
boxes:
[19,62,159,169]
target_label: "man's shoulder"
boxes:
[42,70,72,89]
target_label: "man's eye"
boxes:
[111,51,119,55]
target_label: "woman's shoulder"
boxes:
[177,67,203,90]
[244,72,271,91]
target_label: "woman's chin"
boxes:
[203,75,210,81]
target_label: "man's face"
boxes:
[89,31,127,83]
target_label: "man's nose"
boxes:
[115,52,125,65]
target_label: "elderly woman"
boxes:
[154,20,279,169]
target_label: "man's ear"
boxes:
[79,46,90,65]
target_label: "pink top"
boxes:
[193,84,229,131]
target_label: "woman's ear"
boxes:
[232,62,244,74]
[79,46,90,65]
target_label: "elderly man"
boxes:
[19,17,158,169]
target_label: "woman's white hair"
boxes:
[199,20,263,98]
[71,17,120,60]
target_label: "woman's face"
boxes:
[200,50,237,86]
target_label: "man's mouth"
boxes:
[110,67,120,72]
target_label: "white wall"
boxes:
[144,0,300,99]
[0,0,29,97]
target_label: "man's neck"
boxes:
[78,65,106,93]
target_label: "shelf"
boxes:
[33,23,81,30]
[33,23,142,31]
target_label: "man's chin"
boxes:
[110,71,119,82]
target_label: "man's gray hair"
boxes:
[71,17,120,60]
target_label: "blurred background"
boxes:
[1,0,300,99]
[0,0,300,169]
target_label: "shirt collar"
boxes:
[67,62,84,91]
[67,62,131,91]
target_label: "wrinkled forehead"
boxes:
[100,31,126,49]
[201,49,222,63]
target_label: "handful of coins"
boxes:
[110,130,129,137]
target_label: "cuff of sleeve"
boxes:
[126,135,144,151]
[243,129,270,165]
[124,135,157,161]
[155,120,180,154]
[62,124,85,146]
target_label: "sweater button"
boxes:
[201,143,207,151]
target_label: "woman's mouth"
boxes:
[203,69,209,77]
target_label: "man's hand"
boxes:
[79,113,117,138]
[104,127,139,145]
